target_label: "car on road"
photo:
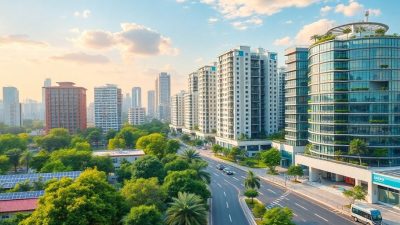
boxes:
[351,204,382,225]
[222,167,234,175]
[216,164,225,170]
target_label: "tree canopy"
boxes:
[123,205,163,225]
[262,207,295,225]
[131,155,165,182]
[261,148,281,174]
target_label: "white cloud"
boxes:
[208,17,219,24]
[320,5,332,15]
[200,0,321,19]
[274,36,292,46]
[69,28,80,33]
[77,23,178,56]
[231,17,263,30]
[74,10,91,19]
[176,0,186,2]
[334,0,380,17]
[295,19,335,45]
[0,35,47,47]
[285,20,293,24]
[51,52,109,64]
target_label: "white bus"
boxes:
[351,204,382,225]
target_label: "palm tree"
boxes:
[349,139,367,165]
[342,27,352,39]
[20,150,33,173]
[6,148,23,173]
[244,171,260,189]
[310,34,320,42]
[189,161,211,184]
[165,192,207,225]
[181,149,200,163]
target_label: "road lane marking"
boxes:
[229,214,232,223]
[267,189,277,194]
[259,192,264,196]
[226,201,229,208]
[233,177,239,181]
[240,184,244,187]
[314,213,329,222]
[224,192,226,197]
[295,203,308,211]
[241,176,246,179]
[293,213,298,217]
[224,179,229,183]
[217,183,222,188]
[213,172,220,177]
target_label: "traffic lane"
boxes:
[204,157,355,225]
[207,167,250,225]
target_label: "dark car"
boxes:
[216,164,225,170]
[225,170,234,175]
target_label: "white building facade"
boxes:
[3,87,21,127]
[155,73,171,122]
[94,84,122,133]
[131,87,141,108]
[170,91,185,130]
[147,90,155,119]
[128,107,146,125]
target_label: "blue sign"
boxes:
[372,173,400,189]
[270,53,277,60]
[236,51,244,57]
[211,66,216,72]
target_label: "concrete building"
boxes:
[22,99,41,121]
[44,82,86,134]
[155,72,171,122]
[188,72,198,93]
[3,87,21,127]
[128,107,146,125]
[122,93,131,114]
[94,84,122,133]
[87,102,95,127]
[170,91,185,132]
[131,87,141,108]
[196,65,217,139]
[278,67,286,131]
[147,90,155,119]
[41,78,51,121]
[183,92,198,134]
[215,46,279,154]
[0,100,3,123]
[93,150,145,170]
[294,21,400,205]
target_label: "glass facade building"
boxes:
[284,47,309,146]
[308,22,400,166]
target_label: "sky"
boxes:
[0,0,398,106]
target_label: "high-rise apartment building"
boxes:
[183,92,198,131]
[196,65,217,138]
[22,99,41,121]
[128,107,145,125]
[94,84,122,133]
[44,82,86,134]
[188,72,198,93]
[41,78,51,121]
[215,46,279,152]
[122,93,131,114]
[87,102,95,127]
[170,91,185,131]
[3,87,21,127]
[278,67,286,131]
[155,72,171,122]
[147,90,155,118]
[131,87,141,108]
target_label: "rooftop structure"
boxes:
[0,171,81,189]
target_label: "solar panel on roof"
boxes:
[0,190,44,201]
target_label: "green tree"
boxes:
[180,134,191,143]
[287,165,304,182]
[245,171,260,189]
[40,160,72,172]
[20,168,128,225]
[0,134,27,154]
[189,160,210,184]
[131,155,165,182]
[375,28,386,36]
[166,139,180,154]
[87,156,114,174]
[349,139,367,165]
[342,185,367,205]
[310,34,320,42]
[244,188,258,203]
[253,203,266,218]
[121,177,166,210]
[116,126,144,148]
[37,128,71,151]
[261,148,281,174]
[108,137,126,150]
[161,154,178,164]
[136,133,168,159]
[116,160,132,182]
[0,155,11,174]
[164,158,190,172]
[86,129,103,147]
[342,27,352,38]
[181,149,201,163]
[74,141,91,151]
[105,129,117,141]
[8,180,32,192]
[30,150,50,172]
[123,205,163,225]
[0,213,30,225]
[165,192,207,225]
[211,144,222,154]
[163,169,211,201]
[228,147,241,161]
[6,148,23,173]
[262,207,295,225]
[20,150,34,173]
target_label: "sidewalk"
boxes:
[200,150,400,225]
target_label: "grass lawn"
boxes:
[214,154,267,168]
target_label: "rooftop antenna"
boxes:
[365,10,369,22]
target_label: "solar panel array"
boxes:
[379,169,400,178]
[0,171,81,189]
[0,190,44,201]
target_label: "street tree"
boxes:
[181,149,201,163]
[262,207,295,225]
[123,205,163,225]
[6,148,23,173]
[287,165,304,182]
[343,185,366,205]
[244,188,259,203]
[20,150,34,173]
[164,158,190,172]
[245,171,260,189]
[261,148,281,174]
[165,192,207,225]
[136,133,168,159]
[349,139,367,165]
[131,155,165,182]
[189,160,210,184]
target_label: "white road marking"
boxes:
[224,192,226,197]
[233,177,239,181]
[314,213,329,222]
[224,179,229,183]
[217,183,222,188]
[259,192,264,196]
[213,172,220,177]
[293,213,298,217]
[295,203,308,211]
[267,189,277,194]
[229,214,232,223]
[240,184,244,187]
[226,201,229,208]
[241,176,246,179]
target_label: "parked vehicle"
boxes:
[351,204,382,225]
[216,164,225,170]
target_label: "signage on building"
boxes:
[372,173,400,189]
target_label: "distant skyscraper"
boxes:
[278,67,286,131]
[170,91,185,128]
[147,90,155,118]
[131,87,141,108]
[122,93,131,114]
[184,72,198,131]
[0,100,3,123]
[41,78,51,121]
[155,72,171,121]
[87,102,95,127]
[44,82,86,134]
[94,84,122,133]
[22,99,41,121]
[3,87,21,127]
[128,107,146,125]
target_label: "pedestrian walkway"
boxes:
[199,150,400,225]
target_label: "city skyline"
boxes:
[0,0,394,104]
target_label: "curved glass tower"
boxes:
[308,22,400,166]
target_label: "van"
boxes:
[351,204,382,225]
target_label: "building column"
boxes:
[367,182,378,203]
[335,174,344,182]
[355,179,362,186]
[309,167,319,182]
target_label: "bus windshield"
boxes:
[371,210,382,221]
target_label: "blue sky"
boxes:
[0,0,398,103]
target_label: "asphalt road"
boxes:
[203,154,356,225]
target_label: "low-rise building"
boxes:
[92,150,145,169]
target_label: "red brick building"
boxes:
[44,82,87,134]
